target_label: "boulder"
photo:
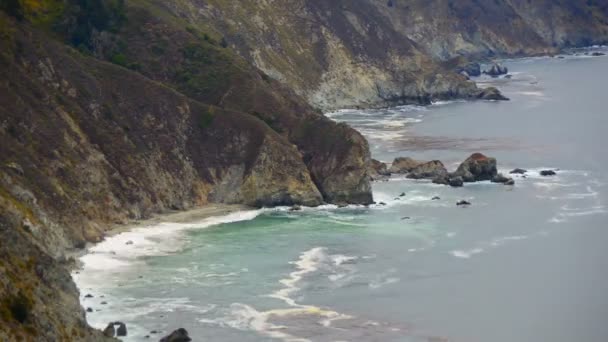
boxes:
[448,176,464,187]
[505,179,515,185]
[432,175,449,185]
[483,63,508,77]
[540,170,556,176]
[160,328,192,342]
[452,153,498,182]
[115,322,127,337]
[431,196,441,200]
[491,173,510,183]
[103,323,115,338]
[509,168,527,174]
[591,52,606,56]
[406,161,448,180]
[456,200,471,206]
[368,159,390,180]
[389,157,422,174]
[399,192,406,197]
[476,87,509,101]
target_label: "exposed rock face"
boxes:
[491,174,513,184]
[452,153,499,182]
[406,161,448,180]
[389,157,423,174]
[510,168,528,174]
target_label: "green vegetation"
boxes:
[198,107,215,129]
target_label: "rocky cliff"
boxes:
[154,0,607,110]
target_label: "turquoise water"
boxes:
[74,51,608,342]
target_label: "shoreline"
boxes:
[67,204,253,265]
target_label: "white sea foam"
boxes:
[451,248,484,259]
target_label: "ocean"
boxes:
[73,50,608,342]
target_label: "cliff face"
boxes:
[155,0,607,110]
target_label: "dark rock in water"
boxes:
[504,74,512,79]
[289,205,302,211]
[432,196,441,200]
[432,175,449,185]
[84,294,93,298]
[591,52,606,56]
[484,63,508,77]
[116,322,127,337]
[452,153,498,182]
[448,176,464,187]
[126,240,134,245]
[399,192,406,197]
[389,157,422,174]
[379,202,387,206]
[407,160,448,180]
[456,200,471,206]
[368,159,391,181]
[505,179,515,186]
[476,87,509,101]
[491,173,510,183]
[86,307,93,313]
[401,216,411,220]
[456,62,482,77]
[160,328,192,342]
[103,323,115,338]
[100,301,107,305]
[151,330,159,334]
[510,168,527,174]
[540,170,557,176]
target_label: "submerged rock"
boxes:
[289,205,302,211]
[407,161,448,180]
[505,179,515,186]
[160,328,192,342]
[591,52,606,56]
[389,157,422,174]
[540,170,557,176]
[431,196,441,200]
[457,200,472,206]
[452,153,498,182]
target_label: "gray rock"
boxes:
[505,179,515,185]
[540,170,557,176]
[484,63,508,77]
[389,157,422,174]
[160,328,191,342]
[456,200,471,206]
[431,196,441,200]
[476,87,509,101]
[368,159,390,180]
[103,323,115,338]
[448,176,464,187]
[509,168,527,174]
[406,160,447,180]
[116,322,127,337]
[491,173,510,183]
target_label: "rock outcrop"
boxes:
[160,328,192,342]
[368,159,390,181]
[406,161,448,180]
[484,64,509,77]
[452,153,499,182]
[389,157,423,174]
[476,87,510,101]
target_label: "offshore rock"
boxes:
[484,63,509,77]
[476,87,509,101]
[407,161,448,180]
[368,159,390,181]
[452,153,498,182]
[389,157,423,174]
[160,328,192,342]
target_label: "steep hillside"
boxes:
[149,0,607,110]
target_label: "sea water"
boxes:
[73,50,608,342]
